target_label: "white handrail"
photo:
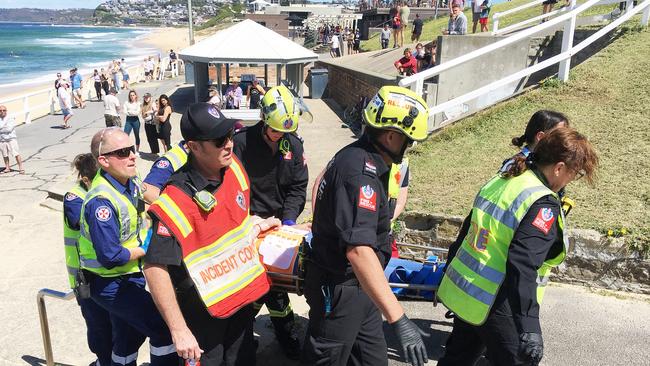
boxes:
[493,0,548,31]
[494,4,573,35]
[399,0,649,122]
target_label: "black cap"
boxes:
[181,102,239,141]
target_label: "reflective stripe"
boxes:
[150,343,176,356]
[184,218,252,267]
[85,182,133,241]
[229,160,249,191]
[67,266,78,276]
[474,186,549,231]
[64,237,77,247]
[456,248,505,284]
[445,266,495,306]
[80,257,103,269]
[268,303,293,318]
[537,275,549,287]
[111,351,138,365]
[203,265,265,305]
[155,194,193,238]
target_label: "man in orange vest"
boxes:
[144,102,281,365]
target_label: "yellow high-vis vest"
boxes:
[63,183,87,288]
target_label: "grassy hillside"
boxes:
[361,0,619,51]
[406,26,650,240]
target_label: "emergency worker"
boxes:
[143,141,189,204]
[232,85,309,359]
[437,127,598,366]
[79,128,178,365]
[303,86,431,366]
[63,153,112,366]
[143,102,281,365]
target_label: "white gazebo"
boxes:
[179,19,319,103]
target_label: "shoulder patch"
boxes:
[95,206,112,222]
[532,207,555,235]
[156,222,172,237]
[156,159,170,169]
[363,159,377,175]
[358,185,377,211]
[65,193,78,201]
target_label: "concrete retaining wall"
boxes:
[396,212,650,294]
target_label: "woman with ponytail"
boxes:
[438,128,598,366]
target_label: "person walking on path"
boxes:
[124,90,142,156]
[100,68,110,96]
[156,94,173,152]
[437,128,598,366]
[380,24,391,49]
[93,69,103,101]
[233,86,310,360]
[110,60,121,92]
[302,86,431,366]
[58,80,74,129]
[0,105,25,174]
[79,128,179,365]
[412,13,424,42]
[142,93,160,155]
[62,153,113,366]
[70,68,86,109]
[399,1,411,46]
[144,103,281,365]
[103,88,122,128]
[120,58,130,90]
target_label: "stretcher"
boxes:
[256,228,448,304]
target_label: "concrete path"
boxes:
[0,77,648,366]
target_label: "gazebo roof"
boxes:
[179,19,319,65]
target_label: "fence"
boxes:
[398,0,650,130]
[36,288,75,366]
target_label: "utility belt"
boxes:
[305,261,359,287]
[74,269,143,299]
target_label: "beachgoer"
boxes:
[93,69,103,101]
[70,68,85,109]
[247,79,265,109]
[110,60,121,92]
[103,88,121,128]
[399,1,411,46]
[479,0,492,32]
[0,105,25,174]
[54,72,63,91]
[225,79,243,109]
[58,80,74,129]
[353,28,361,53]
[120,58,130,90]
[443,4,468,35]
[394,48,418,76]
[168,49,177,71]
[156,94,172,152]
[100,68,110,96]
[392,11,402,47]
[207,86,221,107]
[141,93,159,155]
[123,90,141,156]
[381,24,391,49]
[330,33,341,57]
[412,13,424,41]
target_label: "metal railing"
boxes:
[37,288,75,366]
[398,0,650,128]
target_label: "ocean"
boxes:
[0,22,157,89]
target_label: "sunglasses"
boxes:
[207,129,235,148]
[102,146,135,158]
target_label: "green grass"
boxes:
[406,26,650,235]
[361,0,621,51]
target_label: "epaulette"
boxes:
[362,156,378,176]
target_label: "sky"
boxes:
[0,0,105,9]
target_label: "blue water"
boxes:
[0,22,156,88]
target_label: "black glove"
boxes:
[390,314,429,366]
[519,332,544,365]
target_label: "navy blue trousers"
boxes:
[78,296,113,366]
[89,272,178,366]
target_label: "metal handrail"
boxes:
[494,3,573,35]
[398,0,650,116]
[37,288,75,366]
[492,0,548,32]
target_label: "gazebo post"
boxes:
[264,64,269,88]
[193,62,209,103]
[226,64,230,85]
[276,64,282,87]
[298,63,304,98]
[216,63,223,99]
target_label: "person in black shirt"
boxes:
[302,86,431,366]
[232,85,309,359]
[437,128,598,366]
[143,102,281,365]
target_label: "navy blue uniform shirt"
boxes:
[144,157,176,189]
[63,190,84,230]
[84,171,140,269]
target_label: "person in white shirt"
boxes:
[0,105,25,174]
[207,86,222,107]
[57,80,74,129]
[330,34,341,57]
[103,87,122,127]
[123,90,142,156]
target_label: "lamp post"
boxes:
[188,0,195,45]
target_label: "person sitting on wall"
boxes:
[394,48,418,76]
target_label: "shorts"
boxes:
[480,17,489,25]
[542,0,558,4]
[393,23,401,29]
[62,108,73,117]
[123,74,130,81]
[0,140,20,158]
[73,88,82,96]
[473,11,482,22]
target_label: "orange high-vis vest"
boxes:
[148,157,270,318]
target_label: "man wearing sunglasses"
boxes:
[232,85,309,359]
[144,103,281,365]
[303,86,431,366]
[78,128,178,365]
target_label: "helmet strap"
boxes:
[370,132,409,165]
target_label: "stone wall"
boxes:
[396,212,650,294]
[313,61,397,109]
